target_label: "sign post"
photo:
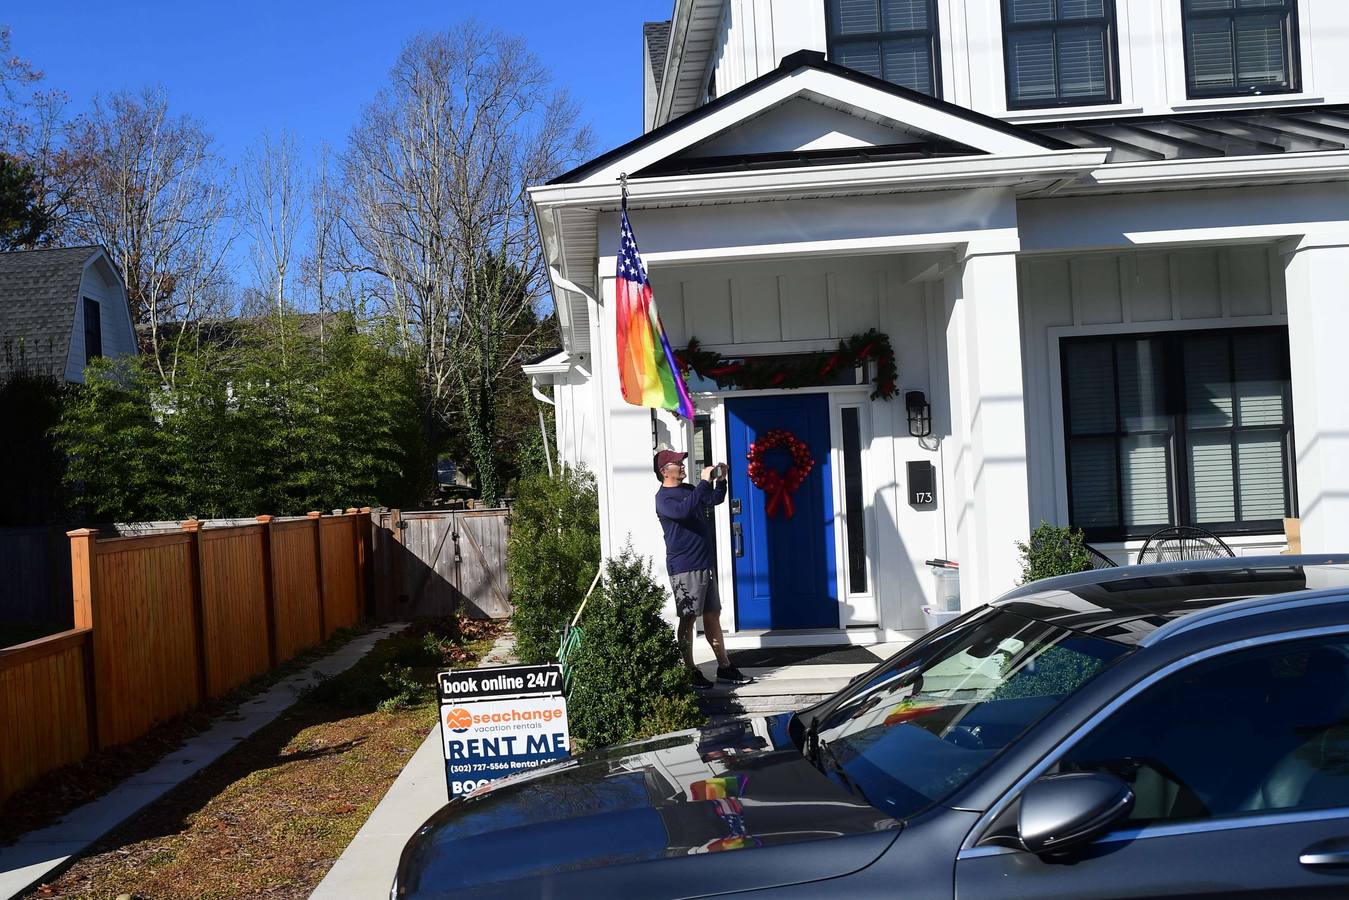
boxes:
[436,662,570,799]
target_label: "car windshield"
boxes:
[807,607,1128,821]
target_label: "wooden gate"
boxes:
[372,508,511,620]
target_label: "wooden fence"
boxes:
[0,509,372,802]
[372,508,511,621]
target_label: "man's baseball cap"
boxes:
[654,449,687,476]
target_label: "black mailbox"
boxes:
[907,461,936,507]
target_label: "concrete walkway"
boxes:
[693,640,908,715]
[310,631,519,900]
[0,623,407,900]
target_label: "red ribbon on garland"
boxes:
[746,429,815,519]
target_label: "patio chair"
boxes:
[1084,544,1119,569]
[1136,526,1236,564]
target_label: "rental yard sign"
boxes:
[436,663,570,798]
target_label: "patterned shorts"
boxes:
[670,569,721,618]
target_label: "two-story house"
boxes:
[526,0,1349,648]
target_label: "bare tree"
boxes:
[243,131,304,315]
[67,88,234,383]
[340,23,590,503]
[242,130,306,365]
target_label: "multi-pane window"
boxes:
[1062,327,1294,540]
[1002,0,1119,108]
[82,297,102,367]
[826,0,941,96]
[1183,0,1300,98]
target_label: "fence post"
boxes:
[180,520,210,703]
[359,507,374,620]
[257,515,278,667]
[345,508,363,622]
[309,511,327,640]
[67,528,101,751]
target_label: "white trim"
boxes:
[612,67,1062,187]
[1085,150,1349,189]
[1158,0,1317,112]
[530,150,1108,210]
[1047,315,1290,530]
[830,393,880,626]
[979,0,1139,120]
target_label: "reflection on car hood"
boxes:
[393,715,900,899]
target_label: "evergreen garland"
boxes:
[676,328,899,400]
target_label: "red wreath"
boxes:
[746,429,815,519]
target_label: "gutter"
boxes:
[528,149,1110,211]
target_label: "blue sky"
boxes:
[5,1,673,162]
[4,1,673,276]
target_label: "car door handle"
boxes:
[1300,838,1349,868]
[732,523,743,557]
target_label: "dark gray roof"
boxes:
[1028,104,1349,163]
[0,246,103,379]
[644,20,672,92]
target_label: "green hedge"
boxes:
[1016,521,1095,584]
[507,467,601,664]
[565,546,703,749]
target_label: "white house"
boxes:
[526,0,1349,648]
[0,245,136,383]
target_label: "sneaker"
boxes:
[716,665,754,685]
[690,669,714,690]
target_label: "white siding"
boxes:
[1019,244,1289,561]
[64,257,136,383]
[685,1,1349,123]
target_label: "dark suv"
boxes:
[393,557,1349,898]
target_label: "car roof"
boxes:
[992,555,1349,647]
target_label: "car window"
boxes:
[1060,634,1349,823]
[813,609,1127,821]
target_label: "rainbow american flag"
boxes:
[616,199,695,419]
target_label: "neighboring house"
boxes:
[0,246,135,382]
[526,0,1349,648]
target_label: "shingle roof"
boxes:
[644,21,672,92]
[0,246,102,379]
[1027,104,1349,163]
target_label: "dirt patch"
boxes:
[23,616,506,900]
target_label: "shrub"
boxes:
[507,467,601,663]
[1016,521,1095,584]
[565,546,704,749]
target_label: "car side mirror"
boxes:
[1018,772,1134,856]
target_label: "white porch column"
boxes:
[942,241,1031,607]
[1283,233,1349,554]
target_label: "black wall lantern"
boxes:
[906,390,932,438]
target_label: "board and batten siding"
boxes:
[1018,244,1289,561]
[647,253,949,632]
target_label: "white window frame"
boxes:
[1161,0,1319,112]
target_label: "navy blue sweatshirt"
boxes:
[655,479,727,575]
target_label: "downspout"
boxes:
[531,380,556,479]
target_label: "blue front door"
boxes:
[727,394,837,630]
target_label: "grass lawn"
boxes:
[22,616,504,900]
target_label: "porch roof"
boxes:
[1029,104,1349,163]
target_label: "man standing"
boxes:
[654,449,752,689]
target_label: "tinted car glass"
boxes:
[1060,634,1349,822]
[813,608,1128,820]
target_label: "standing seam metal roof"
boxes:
[1026,104,1349,162]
